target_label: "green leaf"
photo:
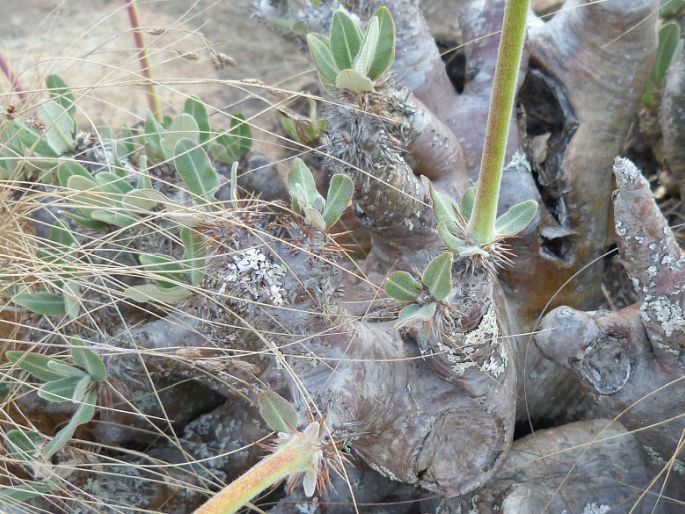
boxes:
[70,339,107,382]
[47,359,87,378]
[62,211,108,230]
[48,219,77,249]
[57,160,92,188]
[5,352,63,382]
[322,174,353,228]
[495,199,538,237]
[460,186,476,222]
[173,138,220,203]
[4,119,56,157]
[139,254,187,288]
[230,114,252,158]
[68,175,117,213]
[114,126,136,165]
[0,383,9,399]
[94,171,133,194]
[288,158,324,213]
[90,209,140,228]
[42,387,97,458]
[0,481,54,504]
[181,227,206,286]
[660,0,685,18]
[161,113,200,160]
[38,101,76,155]
[123,284,194,304]
[429,183,460,225]
[307,33,340,84]
[121,188,166,211]
[422,251,453,302]
[335,69,374,93]
[329,10,363,69]
[367,6,396,81]
[38,376,82,403]
[395,302,437,329]
[303,206,327,231]
[46,75,76,120]
[144,112,165,162]
[71,375,93,404]
[12,292,66,317]
[5,429,42,458]
[136,155,153,189]
[353,16,379,77]
[258,390,298,433]
[652,22,683,87]
[437,221,467,254]
[384,271,422,302]
[183,96,211,144]
[63,281,81,321]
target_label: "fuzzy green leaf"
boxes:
[38,101,76,155]
[94,171,133,195]
[322,174,353,228]
[161,113,200,160]
[395,302,437,329]
[123,284,193,304]
[367,6,396,80]
[63,281,81,321]
[48,219,77,249]
[335,69,374,93]
[303,206,327,231]
[329,10,363,69]
[70,339,107,382]
[46,75,76,120]
[460,186,476,222]
[429,183,460,225]
[307,33,340,84]
[354,16,379,77]
[181,227,206,286]
[12,292,66,317]
[437,221,467,254]
[230,113,252,158]
[42,387,97,459]
[62,211,108,230]
[57,160,92,188]
[0,480,54,504]
[183,96,211,144]
[136,156,153,189]
[173,138,220,203]
[144,112,165,162]
[258,390,298,434]
[121,188,166,211]
[660,0,685,18]
[47,359,87,378]
[5,429,42,458]
[422,251,453,301]
[5,352,62,382]
[384,271,422,302]
[652,22,683,87]
[495,199,538,237]
[288,158,324,213]
[37,376,82,403]
[139,254,187,288]
[90,209,140,228]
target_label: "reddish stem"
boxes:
[124,0,162,121]
[0,53,28,102]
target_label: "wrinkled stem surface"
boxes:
[468,0,529,244]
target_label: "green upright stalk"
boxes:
[467,0,530,245]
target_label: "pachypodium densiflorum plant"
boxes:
[287,158,353,232]
[280,97,327,145]
[307,7,395,93]
[195,390,334,514]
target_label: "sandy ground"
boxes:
[0,0,312,158]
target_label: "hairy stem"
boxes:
[193,429,318,514]
[468,0,529,244]
[124,0,162,121]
